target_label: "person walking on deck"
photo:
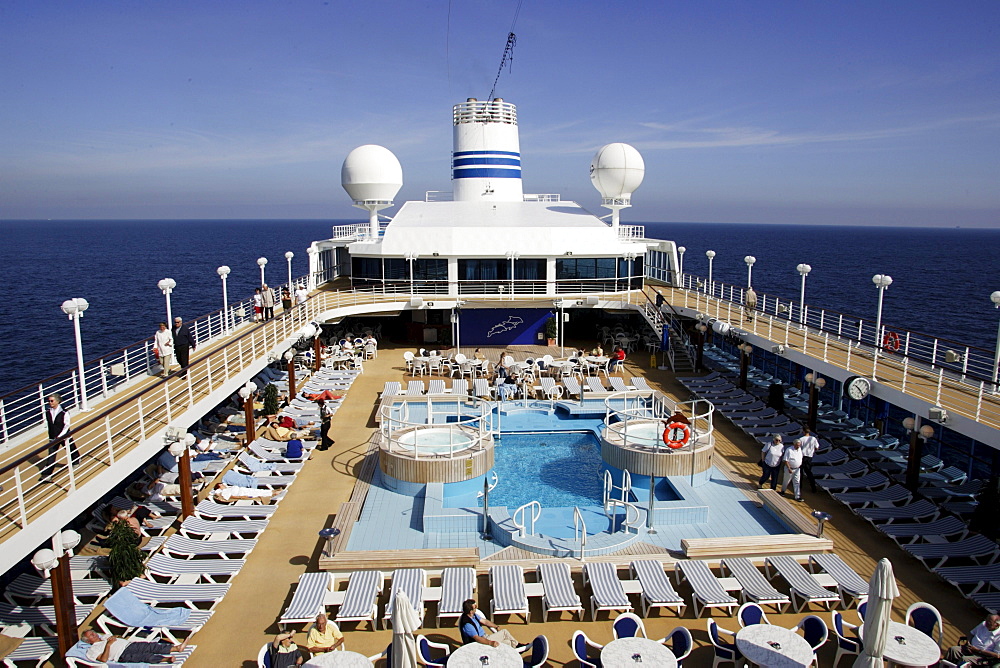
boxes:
[171,317,196,377]
[798,427,820,493]
[781,438,804,501]
[744,286,758,321]
[40,393,80,482]
[154,321,174,377]
[759,435,784,490]
[261,284,276,321]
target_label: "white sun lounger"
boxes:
[584,562,633,620]
[335,570,384,629]
[98,589,211,643]
[450,379,469,396]
[437,567,475,625]
[812,460,870,479]
[608,377,630,392]
[125,579,230,610]
[562,377,583,400]
[146,554,245,584]
[382,381,402,397]
[629,559,686,617]
[537,562,584,621]
[248,442,307,464]
[817,473,890,493]
[237,451,305,474]
[162,535,257,559]
[903,534,1000,570]
[1,636,58,666]
[4,573,111,605]
[934,563,1000,592]
[427,380,446,395]
[382,568,427,629]
[0,602,94,633]
[832,485,912,508]
[473,378,493,399]
[720,558,790,612]
[855,499,940,524]
[629,377,654,393]
[878,516,969,544]
[539,377,557,397]
[585,377,609,393]
[807,554,869,606]
[195,500,277,520]
[764,556,841,612]
[675,560,738,618]
[178,516,269,539]
[406,381,426,395]
[490,564,530,623]
[279,573,334,629]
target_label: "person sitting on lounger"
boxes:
[946,613,1000,665]
[459,600,529,652]
[82,629,189,664]
[305,613,344,655]
[212,482,281,503]
[268,630,303,667]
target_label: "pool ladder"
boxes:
[512,500,541,538]
[574,506,587,560]
[603,469,641,534]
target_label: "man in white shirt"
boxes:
[782,439,805,501]
[82,629,188,663]
[294,285,309,305]
[40,393,80,482]
[946,614,1000,665]
[798,427,821,493]
[759,435,785,490]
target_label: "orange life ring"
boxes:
[662,421,691,449]
[882,331,900,353]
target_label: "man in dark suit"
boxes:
[41,393,80,482]
[172,317,197,376]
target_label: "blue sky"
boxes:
[2,1,998,226]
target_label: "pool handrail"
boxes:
[574,506,587,560]
[513,500,541,538]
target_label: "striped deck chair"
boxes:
[608,377,630,392]
[676,371,725,383]
[382,568,427,629]
[816,473,890,493]
[764,556,841,612]
[4,573,111,605]
[65,641,197,667]
[125,579,230,610]
[813,448,851,466]
[970,591,1000,614]
[1,636,57,666]
[539,377,557,396]
[584,562,632,620]
[68,555,110,579]
[382,381,402,397]
[562,377,583,399]
[585,377,608,393]
[406,381,426,395]
[162,535,257,559]
[807,553,870,606]
[437,567,475,625]
[537,563,584,621]
[279,573,333,629]
[451,379,469,396]
[902,534,1000,570]
[98,589,211,643]
[335,570,384,629]
[146,554,245,584]
[473,378,493,399]
[855,499,940,524]
[934,563,1000,592]
[195,499,276,520]
[629,559,686,617]
[629,377,653,393]
[674,560,738,618]
[0,602,94,632]
[236,451,304,474]
[178,516,269,539]
[490,565,530,623]
[427,380,447,395]
[921,479,984,501]
[248,442,307,464]
[720,558,790,612]
[832,484,912,508]
[812,460,870,479]
[878,516,969,545]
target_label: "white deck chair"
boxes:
[161,535,257,559]
[145,554,245,584]
[584,562,632,620]
[450,379,469,396]
[437,567,475,626]
[427,380,447,395]
[490,564,530,623]
[125,579,230,610]
[97,589,211,643]
[178,516,269,539]
[279,573,334,629]
[630,377,653,393]
[473,378,493,399]
[236,451,304,475]
[562,377,583,399]
[537,562,584,621]
[764,556,841,612]
[608,377,630,392]
[382,568,427,629]
[382,381,402,397]
[674,560,739,618]
[1,636,58,667]
[406,381,426,395]
[0,602,94,633]
[832,484,912,508]
[807,554,870,606]
[586,377,608,393]
[877,516,969,545]
[720,558,790,612]
[855,499,939,524]
[629,559,686,617]
[902,534,1000,570]
[195,499,276,520]
[334,570,384,629]
[4,573,111,605]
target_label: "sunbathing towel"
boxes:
[222,471,259,489]
[104,588,192,628]
[239,455,276,473]
[215,486,273,501]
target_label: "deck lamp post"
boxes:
[872,274,893,355]
[738,343,753,391]
[239,381,258,443]
[157,278,176,325]
[902,416,936,492]
[804,372,826,432]
[285,349,297,399]
[61,298,90,412]
[797,264,812,325]
[167,431,196,519]
[695,323,708,371]
[217,266,231,333]
[506,251,519,298]
[744,255,756,289]
[32,529,81,657]
[677,246,686,288]
[991,291,1000,391]
[285,251,294,292]
[705,250,716,295]
[257,257,268,287]
[405,252,417,295]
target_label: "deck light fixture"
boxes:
[705,250,716,295]
[33,530,82,656]
[872,274,893,356]
[804,373,826,431]
[285,252,294,292]
[61,298,90,412]
[744,255,756,288]
[677,246,686,287]
[284,349,297,398]
[738,343,753,390]
[797,264,812,325]
[157,278,176,324]
[217,266,231,333]
[902,416,936,492]
[257,257,268,287]
[991,291,1000,391]
[239,382,258,442]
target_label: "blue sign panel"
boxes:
[459,308,552,346]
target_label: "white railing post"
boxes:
[901,357,909,393]
[977,381,985,421]
[936,368,944,405]
[0,400,7,442]
[13,468,28,527]
[846,340,852,372]
[962,346,970,381]
[100,362,109,399]
[137,396,147,442]
[105,415,115,465]
[65,442,77,492]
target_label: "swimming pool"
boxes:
[489,431,606,509]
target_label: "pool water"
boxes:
[488,432,605,509]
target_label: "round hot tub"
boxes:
[615,420,663,448]
[395,426,476,456]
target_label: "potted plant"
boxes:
[262,383,280,416]
[545,317,558,347]
[107,519,145,585]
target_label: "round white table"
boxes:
[601,637,677,667]
[303,650,374,667]
[447,642,522,668]
[736,624,814,668]
[861,621,941,667]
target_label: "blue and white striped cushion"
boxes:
[490,565,527,614]
[281,573,332,622]
[630,560,683,605]
[126,579,230,604]
[439,567,474,616]
[337,570,382,621]
[586,562,630,607]
[677,561,737,605]
[538,563,582,609]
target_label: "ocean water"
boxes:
[1,219,998,397]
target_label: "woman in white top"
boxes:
[154,322,174,378]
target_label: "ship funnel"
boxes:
[452,98,523,202]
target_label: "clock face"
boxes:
[846,377,871,400]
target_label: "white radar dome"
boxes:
[341,145,403,203]
[589,143,645,199]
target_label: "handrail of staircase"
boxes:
[574,506,587,560]
[512,500,541,538]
